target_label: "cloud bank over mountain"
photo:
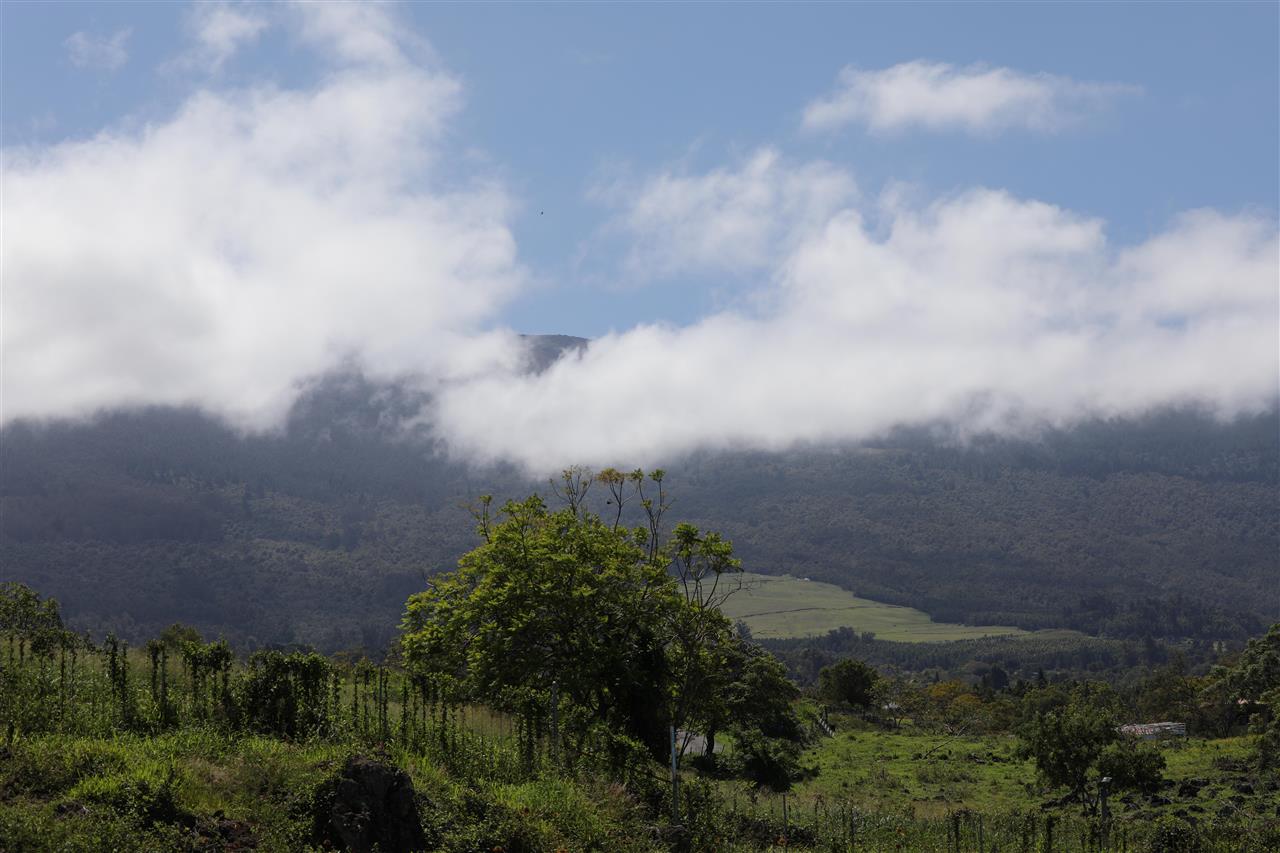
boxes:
[436,182,1277,469]
[4,4,1277,472]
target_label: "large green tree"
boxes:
[399,470,769,762]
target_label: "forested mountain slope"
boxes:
[2,343,1275,651]
[673,414,1278,639]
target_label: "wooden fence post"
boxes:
[670,724,679,823]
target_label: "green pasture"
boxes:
[720,572,1029,641]
[785,725,1271,823]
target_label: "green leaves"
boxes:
[400,478,790,764]
[817,658,879,710]
[401,494,679,755]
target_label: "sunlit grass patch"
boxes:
[722,573,1028,641]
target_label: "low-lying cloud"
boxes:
[803,61,1139,135]
[434,178,1278,470]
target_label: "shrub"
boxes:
[1096,739,1166,796]
[1145,814,1202,853]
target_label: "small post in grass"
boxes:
[1100,775,1112,846]
[669,724,679,823]
[782,792,789,842]
[550,680,559,766]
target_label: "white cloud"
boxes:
[290,0,426,69]
[596,149,857,280]
[64,28,132,72]
[433,169,1277,471]
[9,13,1276,472]
[177,3,270,72]
[803,61,1139,134]
[4,4,523,426]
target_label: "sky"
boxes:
[2,1,1278,470]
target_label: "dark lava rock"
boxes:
[54,801,90,818]
[1177,780,1204,798]
[312,755,427,853]
[1148,795,1172,807]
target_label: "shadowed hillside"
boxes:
[2,339,1275,651]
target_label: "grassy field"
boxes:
[720,572,1029,641]
[0,731,661,853]
[6,727,1273,853]
[790,725,1267,815]
[728,720,1278,847]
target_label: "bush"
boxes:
[726,730,802,792]
[1096,739,1166,796]
[1145,814,1202,853]
[237,650,333,738]
[71,765,187,829]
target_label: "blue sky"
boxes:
[6,2,1276,335]
[3,2,1277,467]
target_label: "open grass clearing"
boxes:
[773,726,1273,824]
[719,572,1029,641]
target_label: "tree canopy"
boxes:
[399,470,798,765]
[817,658,879,710]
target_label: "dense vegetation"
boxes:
[2,351,1275,653]
[3,574,1277,851]
[763,627,1225,692]
[673,414,1277,640]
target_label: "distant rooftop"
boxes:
[1119,722,1186,739]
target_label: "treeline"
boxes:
[802,626,1279,751]
[763,627,1231,688]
